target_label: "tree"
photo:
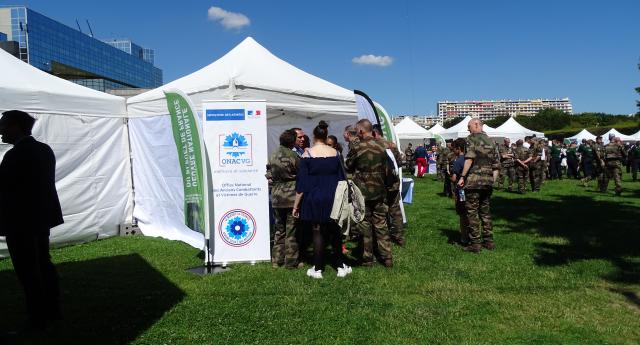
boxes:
[485,116,510,128]
[443,117,464,129]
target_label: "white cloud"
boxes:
[352,54,394,67]
[207,6,250,30]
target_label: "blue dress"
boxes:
[295,155,346,223]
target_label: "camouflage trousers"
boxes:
[464,189,494,245]
[272,208,299,267]
[516,166,528,193]
[529,162,543,191]
[386,190,403,242]
[357,199,392,263]
[497,165,516,191]
[595,163,606,192]
[604,162,623,194]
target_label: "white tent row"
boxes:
[125,37,362,247]
[439,116,504,140]
[632,129,640,140]
[0,48,133,257]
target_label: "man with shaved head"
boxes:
[457,118,497,253]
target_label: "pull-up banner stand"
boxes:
[202,100,270,265]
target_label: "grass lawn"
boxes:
[1,175,639,344]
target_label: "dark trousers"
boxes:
[6,232,60,328]
[443,172,452,196]
[550,157,562,179]
[567,158,579,179]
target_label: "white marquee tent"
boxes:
[125,37,360,247]
[566,129,596,142]
[429,123,445,134]
[631,129,640,140]
[602,128,636,143]
[495,117,544,142]
[0,48,132,257]
[439,116,504,140]
[394,117,433,149]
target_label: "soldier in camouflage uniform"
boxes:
[457,118,497,253]
[631,141,640,181]
[439,141,454,197]
[346,119,393,267]
[373,126,404,247]
[527,136,544,192]
[497,138,516,191]
[266,130,301,268]
[404,143,414,173]
[593,136,607,192]
[514,139,532,194]
[603,137,626,195]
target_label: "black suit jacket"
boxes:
[0,136,64,236]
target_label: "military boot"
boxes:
[463,243,482,253]
[482,241,496,250]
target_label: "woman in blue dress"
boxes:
[293,121,351,279]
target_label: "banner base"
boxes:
[186,263,230,276]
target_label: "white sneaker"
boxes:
[306,266,323,279]
[337,264,352,278]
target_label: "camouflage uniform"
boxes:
[514,145,531,194]
[603,142,626,195]
[541,143,551,183]
[346,136,392,265]
[593,142,607,192]
[404,146,414,172]
[528,141,544,192]
[384,141,404,244]
[438,146,454,196]
[463,132,496,247]
[267,146,300,267]
[497,143,516,191]
[631,144,640,181]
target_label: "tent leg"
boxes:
[186,262,230,275]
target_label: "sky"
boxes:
[4,0,640,115]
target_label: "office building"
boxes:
[438,98,573,123]
[0,6,162,91]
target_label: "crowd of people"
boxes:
[403,133,638,196]
[267,119,404,279]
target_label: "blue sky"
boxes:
[4,0,639,115]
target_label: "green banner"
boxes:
[375,103,396,142]
[165,91,206,233]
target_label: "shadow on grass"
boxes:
[491,194,640,284]
[0,254,184,345]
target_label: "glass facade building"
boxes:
[0,32,6,41]
[0,6,162,91]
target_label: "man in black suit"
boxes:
[0,110,64,331]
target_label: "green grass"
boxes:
[1,175,640,344]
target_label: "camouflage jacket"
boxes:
[404,147,414,163]
[514,146,531,168]
[346,137,388,201]
[593,143,606,164]
[528,141,544,166]
[604,143,626,166]
[267,145,300,208]
[384,140,402,191]
[464,132,496,190]
[498,143,515,168]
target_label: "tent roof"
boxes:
[429,123,445,134]
[495,117,544,140]
[440,116,503,139]
[566,129,596,141]
[0,48,126,117]
[631,129,640,140]
[127,37,356,118]
[602,128,636,143]
[394,117,432,139]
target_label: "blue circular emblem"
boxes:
[218,209,256,247]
